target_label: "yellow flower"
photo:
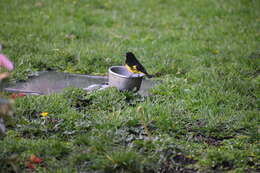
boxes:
[212,50,220,54]
[40,112,49,117]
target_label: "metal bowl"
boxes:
[108,66,144,92]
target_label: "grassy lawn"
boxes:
[0,0,259,172]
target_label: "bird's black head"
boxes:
[126,52,134,56]
[126,52,135,58]
[126,52,135,63]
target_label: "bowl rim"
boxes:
[108,66,144,79]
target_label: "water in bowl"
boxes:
[4,71,159,96]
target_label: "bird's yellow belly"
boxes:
[125,65,143,74]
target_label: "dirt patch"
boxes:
[194,134,233,146]
[212,160,233,171]
[158,150,197,173]
[248,51,260,59]
[173,154,197,165]
[73,97,91,112]
[124,122,157,143]
[159,160,197,173]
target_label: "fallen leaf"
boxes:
[30,155,42,164]
[35,2,43,7]
[10,93,17,99]
[10,93,25,100]
[18,93,25,97]
[26,161,35,170]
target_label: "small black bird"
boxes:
[125,52,152,78]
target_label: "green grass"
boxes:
[0,0,260,172]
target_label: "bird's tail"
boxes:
[146,74,154,78]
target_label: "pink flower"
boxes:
[0,54,13,71]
